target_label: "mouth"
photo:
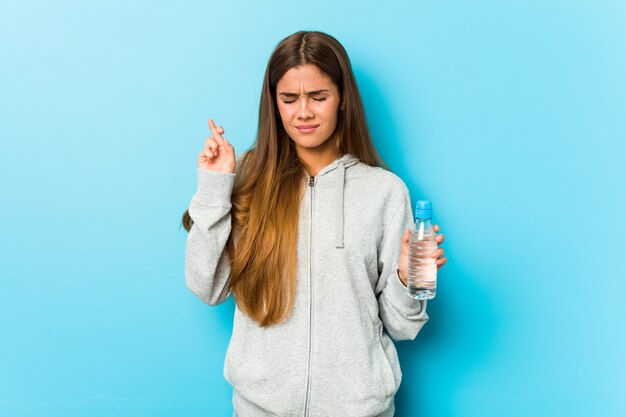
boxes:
[295,124,319,133]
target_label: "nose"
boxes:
[297,98,314,120]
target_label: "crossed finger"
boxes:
[205,119,226,157]
[208,118,226,144]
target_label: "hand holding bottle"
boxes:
[197,118,236,173]
[398,224,446,286]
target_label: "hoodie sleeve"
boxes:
[376,190,429,341]
[184,167,235,305]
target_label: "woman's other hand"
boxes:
[397,224,447,286]
[197,118,236,173]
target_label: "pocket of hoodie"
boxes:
[355,292,398,398]
[373,320,398,397]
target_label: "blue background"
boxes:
[1,0,625,416]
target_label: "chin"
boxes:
[288,133,322,146]
[294,140,331,152]
[290,131,337,149]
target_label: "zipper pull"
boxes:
[309,176,315,187]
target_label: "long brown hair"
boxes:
[182,31,385,326]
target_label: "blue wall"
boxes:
[1,1,625,416]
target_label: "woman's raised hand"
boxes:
[197,118,236,173]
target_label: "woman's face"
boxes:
[275,64,342,154]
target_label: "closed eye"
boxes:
[282,97,327,104]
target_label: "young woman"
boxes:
[182,30,447,417]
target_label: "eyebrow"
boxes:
[278,89,330,97]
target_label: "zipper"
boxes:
[303,175,315,416]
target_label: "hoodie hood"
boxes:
[311,153,360,249]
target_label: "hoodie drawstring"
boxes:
[335,160,345,248]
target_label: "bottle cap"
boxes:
[415,200,432,220]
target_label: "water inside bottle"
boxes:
[407,232,437,299]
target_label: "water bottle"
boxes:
[407,200,437,300]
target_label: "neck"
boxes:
[296,142,341,177]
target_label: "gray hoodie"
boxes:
[185,153,428,417]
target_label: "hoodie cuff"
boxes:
[389,269,426,312]
[192,168,236,206]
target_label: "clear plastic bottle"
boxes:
[407,200,437,300]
